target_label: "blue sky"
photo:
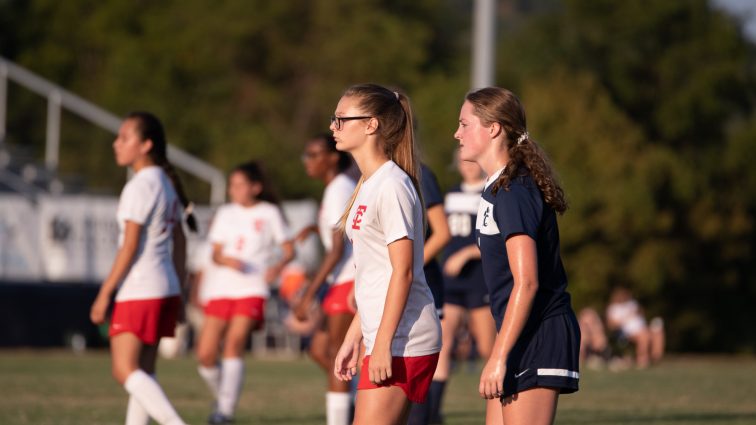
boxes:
[712,0,756,41]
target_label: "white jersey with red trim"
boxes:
[318,173,356,286]
[345,161,441,357]
[204,201,291,300]
[115,166,182,302]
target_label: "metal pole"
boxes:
[0,62,7,143]
[45,90,62,172]
[472,0,496,89]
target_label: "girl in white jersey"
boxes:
[196,161,294,425]
[294,134,357,425]
[331,84,442,425]
[90,112,196,425]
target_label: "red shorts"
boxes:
[204,297,266,324]
[357,353,440,403]
[323,281,355,316]
[109,296,181,345]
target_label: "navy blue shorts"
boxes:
[501,311,581,399]
[424,260,445,317]
[444,262,489,310]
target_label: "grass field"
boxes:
[1,351,755,424]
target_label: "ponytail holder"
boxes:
[184,202,195,215]
[517,131,529,145]
[393,91,400,101]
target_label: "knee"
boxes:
[111,363,136,385]
[197,346,217,367]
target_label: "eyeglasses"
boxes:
[330,115,371,131]
[300,150,327,161]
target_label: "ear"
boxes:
[140,139,154,156]
[488,122,503,139]
[365,117,379,135]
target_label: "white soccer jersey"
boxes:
[204,202,291,300]
[115,166,182,302]
[318,173,356,285]
[345,161,441,357]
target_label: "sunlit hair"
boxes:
[336,84,426,231]
[465,87,568,214]
[126,111,198,232]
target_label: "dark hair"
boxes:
[310,133,352,172]
[232,161,281,206]
[338,84,425,230]
[465,87,568,214]
[126,111,198,232]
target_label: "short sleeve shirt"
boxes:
[345,161,441,357]
[318,173,356,285]
[204,202,291,299]
[476,170,571,330]
[115,166,182,301]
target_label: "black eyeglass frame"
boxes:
[330,115,372,130]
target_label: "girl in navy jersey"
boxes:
[428,158,496,423]
[331,84,442,425]
[454,88,580,425]
[90,112,196,425]
[294,134,357,425]
[196,161,294,424]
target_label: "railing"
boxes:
[0,56,226,204]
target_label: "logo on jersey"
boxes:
[352,205,367,230]
[253,219,265,232]
[475,199,499,235]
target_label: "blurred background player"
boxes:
[577,307,609,369]
[331,84,442,425]
[606,287,665,369]
[89,112,196,425]
[293,134,358,425]
[427,158,496,424]
[195,161,294,424]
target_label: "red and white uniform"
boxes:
[204,202,291,300]
[318,173,356,286]
[115,166,182,302]
[345,161,441,357]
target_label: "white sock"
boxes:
[124,370,186,425]
[198,365,221,399]
[126,395,149,425]
[217,357,244,417]
[326,392,351,425]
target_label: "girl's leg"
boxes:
[112,333,186,425]
[196,316,228,398]
[310,326,332,371]
[485,398,504,425]
[354,387,412,425]
[500,387,559,425]
[216,315,256,418]
[326,313,354,425]
[468,306,496,360]
[126,344,160,425]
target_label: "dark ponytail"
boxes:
[232,161,281,207]
[126,111,199,232]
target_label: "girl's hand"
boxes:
[368,343,393,386]
[333,339,361,382]
[443,250,468,277]
[222,256,246,272]
[479,355,506,399]
[293,294,313,321]
[90,294,110,325]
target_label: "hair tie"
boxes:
[393,91,400,101]
[184,202,195,215]
[517,131,529,145]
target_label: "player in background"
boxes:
[195,161,294,424]
[293,134,358,425]
[428,158,496,424]
[331,84,442,425]
[90,111,196,425]
[455,87,580,425]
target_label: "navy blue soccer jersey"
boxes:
[443,183,484,286]
[420,163,445,311]
[475,172,571,331]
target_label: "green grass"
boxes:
[0,351,755,424]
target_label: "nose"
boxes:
[329,120,337,132]
[453,127,462,140]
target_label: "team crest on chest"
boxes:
[352,205,367,230]
[476,198,499,235]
